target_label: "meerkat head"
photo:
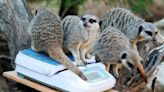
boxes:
[79,14,100,31]
[120,49,147,82]
[138,22,163,45]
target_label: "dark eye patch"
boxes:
[81,18,86,21]
[89,19,97,23]
[127,62,134,69]
[155,31,158,35]
[138,26,143,36]
[145,31,152,36]
[122,53,127,59]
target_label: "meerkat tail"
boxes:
[47,47,87,80]
[48,47,80,73]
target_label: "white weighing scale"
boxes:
[15,49,116,92]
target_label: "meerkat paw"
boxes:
[31,45,36,51]
[76,71,87,80]
[76,60,86,66]
[82,59,88,65]
[86,53,92,59]
[104,63,110,71]
[113,64,122,78]
[113,69,119,78]
[31,45,40,52]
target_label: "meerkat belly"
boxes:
[81,40,91,51]
[81,33,97,50]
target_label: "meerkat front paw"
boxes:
[86,52,92,59]
[104,63,110,71]
[76,71,87,80]
[113,64,122,78]
[31,45,40,52]
[76,60,86,66]
[82,59,88,65]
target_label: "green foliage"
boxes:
[47,0,60,12]
[62,0,86,7]
[128,0,153,13]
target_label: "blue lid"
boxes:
[20,48,75,66]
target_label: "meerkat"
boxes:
[28,8,87,80]
[62,14,100,66]
[100,8,163,50]
[93,26,147,82]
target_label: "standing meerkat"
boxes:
[28,8,87,80]
[100,8,163,50]
[93,26,147,82]
[62,14,100,66]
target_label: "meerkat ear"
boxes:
[99,20,102,26]
[138,26,143,35]
[121,53,127,59]
[35,9,38,15]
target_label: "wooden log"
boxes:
[3,71,59,92]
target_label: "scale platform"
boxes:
[15,49,116,92]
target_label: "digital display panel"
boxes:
[86,71,102,80]
[82,66,110,83]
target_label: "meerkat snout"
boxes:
[120,53,134,71]
[120,50,147,82]
[80,14,100,31]
[120,50,142,70]
[93,26,147,82]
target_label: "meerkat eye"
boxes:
[145,31,152,36]
[89,19,97,23]
[155,31,158,35]
[81,18,86,21]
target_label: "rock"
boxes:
[0,0,33,91]
[154,18,164,31]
